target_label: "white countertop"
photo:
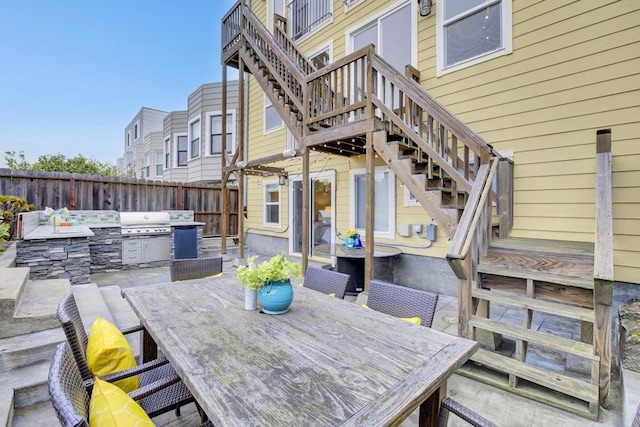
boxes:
[23,225,95,240]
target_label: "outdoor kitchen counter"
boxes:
[170,221,205,226]
[22,225,95,240]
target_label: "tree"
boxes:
[4,151,114,176]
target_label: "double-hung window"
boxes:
[264,96,283,133]
[350,167,396,238]
[176,135,188,167]
[264,182,281,226]
[155,150,163,176]
[437,0,512,75]
[164,138,171,169]
[207,111,235,155]
[189,118,201,159]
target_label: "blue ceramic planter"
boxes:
[258,280,293,314]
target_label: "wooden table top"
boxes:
[123,275,477,426]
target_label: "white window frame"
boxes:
[134,119,141,141]
[155,150,163,177]
[163,137,171,170]
[436,0,512,76]
[308,41,333,70]
[264,94,283,134]
[267,0,286,33]
[188,117,201,160]
[349,166,396,239]
[346,0,417,68]
[174,133,188,168]
[205,110,236,156]
[263,180,281,228]
[403,187,420,207]
[343,0,365,13]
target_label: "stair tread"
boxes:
[490,238,594,257]
[469,316,598,360]
[0,267,29,303]
[472,288,594,322]
[471,348,599,403]
[0,327,64,373]
[477,264,594,289]
[14,279,70,318]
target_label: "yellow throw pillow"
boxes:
[401,316,422,325]
[86,317,139,392]
[89,378,155,427]
[328,293,336,297]
[361,304,369,309]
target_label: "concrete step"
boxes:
[71,283,115,331]
[0,277,69,339]
[0,360,51,426]
[0,243,17,268]
[0,268,29,319]
[0,327,65,373]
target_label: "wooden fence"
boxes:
[0,169,238,237]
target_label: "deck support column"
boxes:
[302,147,309,273]
[594,129,613,408]
[237,56,246,260]
[221,64,229,254]
[364,132,377,291]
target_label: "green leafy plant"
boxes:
[0,195,34,240]
[237,254,302,291]
[0,222,10,252]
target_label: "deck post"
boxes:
[364,131,376,291]
[221,64,229,254]
[594,129,613,408]
[237,55,246,260]
[302,147,309,273]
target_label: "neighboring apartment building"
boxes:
[222,0,640,286]
[119,82,239,184]
[118,107,169,177]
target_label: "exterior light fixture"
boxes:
[419,0,432,16]
[236,160,248,169]
[278,172,288,186]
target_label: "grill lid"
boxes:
[119,211,171,227]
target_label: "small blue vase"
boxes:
[258,280,293,314]
[345,236,355,248]
[353,234,362,248]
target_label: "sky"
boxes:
[0,0,238,166]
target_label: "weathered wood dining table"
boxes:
[122,275,478,427]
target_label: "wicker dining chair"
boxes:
[56,292,195,419]
[367,280,439,328]
[438,396,498,427]
[49,342,213,427]
[170,256,223,281]
[303,266,351,299]
[632,403,640,427]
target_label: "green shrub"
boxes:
[0,195,34,240]
[0,222,10,252]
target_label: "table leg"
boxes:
[419,382,446,427]
[141,328,158,363]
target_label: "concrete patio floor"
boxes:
[88,261,634,426]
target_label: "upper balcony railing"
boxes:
[288,0,331,41]
[222,0,242,62]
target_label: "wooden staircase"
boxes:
[221,0,612,420]
[457,238,600,419]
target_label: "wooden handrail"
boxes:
[446,157,498,280]
[272,14,316,76]
[221,0,243,57]
[306,45,374,82]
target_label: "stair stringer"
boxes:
[373,132,458,239]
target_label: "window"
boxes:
[155,150,163,176]
[289,0,331,41]
[134,120,140,140]
[139,159,146,178]
[309,44,331,70]
[264,95,283,133]
[189,118,201,159]
[164,138,171,169]
[404,187,420,207]
[350,167,396,238]
[144,154,150,177]
[126,131,131,147]
[267,0,286,32]
[176,134,188,167]
[264,182,281,226]
[437,0,512,75]
[207,111,235,155]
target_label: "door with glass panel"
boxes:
[289,171,335,257]
[351,2,412,107]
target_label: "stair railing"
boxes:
[272,14,316,76]
[222,0,243,62]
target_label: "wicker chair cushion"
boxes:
[86,317,139,392]
[89,378,154,427]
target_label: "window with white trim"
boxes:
[403,187,420,207]
[437,0,512,74]
[350,167,396,238]
[289,0,332,41]
[176,134,188,167]
[264,95,283,133]
[267,0,286,33]
[207,111,235,155]
[189,118,201,159]
[164,138,171,169]
[264,182,281,226]
[155,150,163,176]
[126,131,131,147]
[309,45,331,69]
[134,120,140,140]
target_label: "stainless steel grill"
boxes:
[119,211,171,235]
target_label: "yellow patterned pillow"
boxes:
[401,316,422,325]
[86,317,139,392]
[89,378,154,427]
[328,293,336,297]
